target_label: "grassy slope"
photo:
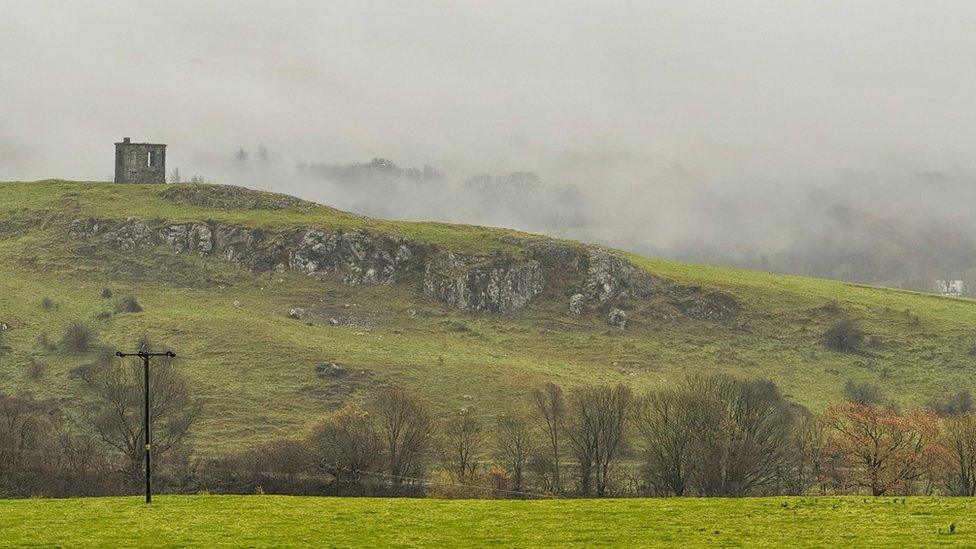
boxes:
[3,181,976,452]
[0,495,971,547]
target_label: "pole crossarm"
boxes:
[115,351,176,358]
[115,349,176,504]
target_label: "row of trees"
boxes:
[0,353,200,497]
[5,364,976,498]
[209,376,976,499]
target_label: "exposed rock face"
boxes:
[607,308,628,329]
[584,250,656,301]
[422,253,544,313]
[69,218,428,285]
[287,308,305,320]
[568,293,586,316]
[69,216,738,319]
[291,229,420,285]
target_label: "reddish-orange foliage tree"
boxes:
[822,403,944,496]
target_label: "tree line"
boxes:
[3,363,976,499]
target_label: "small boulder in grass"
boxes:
[607,308,628,329]
[568,293,586,316]
[314,362,346,378]
[287,308,305,320]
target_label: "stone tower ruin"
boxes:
[114,137,166,183]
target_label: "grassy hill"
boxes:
[3,180,976,453]
[1,495,971,547]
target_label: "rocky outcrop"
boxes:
[583,250,656,301]
[69,216,738,319]
[568,293,585,315]
[290,229,422,285]
[607,308,628,329]
[671,289,740,321]
[69,218,429,285]
[422,253,544,313]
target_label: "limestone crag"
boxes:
[68,217,738,319]
[422,253,544,313]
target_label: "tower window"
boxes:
[147,151,155,167]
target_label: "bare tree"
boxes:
[371,388,433,488]
[441,407,484,481]
[780,407,824,495]
[310,405,383,494]
[943,413,976,495]
[531,382,565,493]
[633,386,698,496]
[565,384,633,496]
[0,395,59,496]
[494,415,532,492]
[694,376,796,497]
[83,355,201,488]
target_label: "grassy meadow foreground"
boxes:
[0,495,970,547]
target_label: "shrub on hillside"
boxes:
[114,295,143,313]
[61,322,97,352]
[40,297,55,310]
[67,363,95,383]
[842,380,885,406]
[101,288,113,299]
[26,361,45,380]
[927,390,973,417]
[36,331,54,350]
[823,319,864,352]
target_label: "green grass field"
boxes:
[4,180,976,453]
[0,495,970,547]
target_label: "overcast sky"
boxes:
[3,1,976,252]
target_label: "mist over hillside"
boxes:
[179,149,976,294]
[5,2,976,293]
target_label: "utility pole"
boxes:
[116,347,176,504]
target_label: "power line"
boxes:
[353,469,551,499]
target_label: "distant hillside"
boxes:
[3,180,976,452]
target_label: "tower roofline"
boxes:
[115,141,166,147]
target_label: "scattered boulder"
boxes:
[568,293,585,315]
[607,308,628,329]
[462,394,473,401]
[0,322,8,332]
[287,308,305,320]
[233,300,241,308]
[314,362,346,378]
